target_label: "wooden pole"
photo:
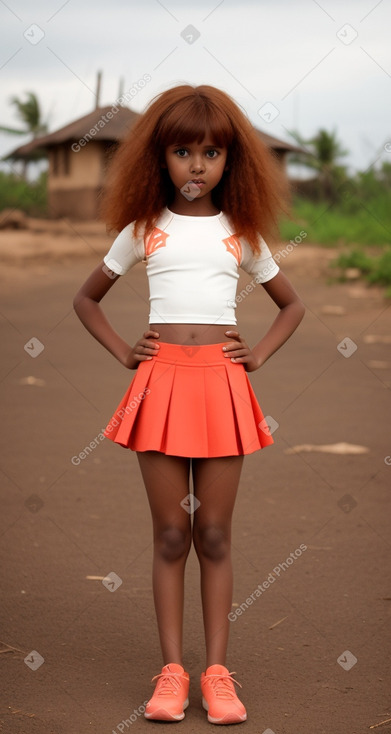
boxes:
[95,70,102,109]
[118,77,124,103]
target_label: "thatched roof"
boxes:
[256,129,306,154]
[5,106,138,158]
[6,104,307,159]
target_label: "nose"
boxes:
[190,155,205,173]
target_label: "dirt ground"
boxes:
[0,219,390,734]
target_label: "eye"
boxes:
[206,149,219,159]
[174,148,188,157]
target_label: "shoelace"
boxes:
[150,671,186,697]
[204,671,242,700]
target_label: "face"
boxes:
[164,138,228,201]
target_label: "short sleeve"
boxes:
[240,236,279,284]
[103,222,145,276]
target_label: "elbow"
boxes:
[73,290,85,315]
[283,297,305,323]
[296,298,306,323]
[73,294,80,313]
[297,297,305,314]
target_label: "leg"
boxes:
[192,455,244,668]
[136,450,192,666]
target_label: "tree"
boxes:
[0,90,48,137]
[0,91,49,177]
[286,127,349,201]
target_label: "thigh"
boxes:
[191,455,244,527]
[136,451,192,532]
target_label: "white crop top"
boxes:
[103,207,279,325]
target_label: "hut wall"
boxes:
[47,142,104,218]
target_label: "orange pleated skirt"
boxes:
[103,342,274,458]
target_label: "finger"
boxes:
[134,351,154,362]
[222,340,247,353]
[144,330,160,339]
[142,334,160,347]
[132,342,158,363]
[225,349,249,360]
[140,340,160,353]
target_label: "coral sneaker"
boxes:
[144,662,190,721]
[201,664,247,724]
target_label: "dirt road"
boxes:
[0,224,390,733]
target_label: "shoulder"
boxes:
[219,211,235,236]
[218,213,271,262]
[155,207,173,229]
[103,219,145,275]
[110,220,145,250]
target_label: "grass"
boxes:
[280,193,391,247]
[280,194,391,298]
[0,170,47,216]
[329,246,391,297]
[279,191,391,296]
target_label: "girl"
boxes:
[73,84,305,725]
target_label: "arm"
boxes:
[223,270,305,371]
[73,261,158,370]
[252,270,305,368]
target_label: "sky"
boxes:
[0,0,390,177]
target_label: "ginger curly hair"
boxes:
[99,84,291,255]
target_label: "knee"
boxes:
[155,526,191,562]
[193,525,230,562]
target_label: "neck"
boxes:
[168,192,220,217]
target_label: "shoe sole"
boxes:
[202,696,247,724]
[144,697,189,721]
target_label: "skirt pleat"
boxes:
[204,364,241,456]
[225,363,271,454]
[103,342,274,458]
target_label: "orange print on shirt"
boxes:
[222,235,242,266]
[145,228,169,257]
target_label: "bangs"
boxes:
[155,95,234,149]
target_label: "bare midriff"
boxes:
[149,323,234,345]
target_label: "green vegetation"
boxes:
[0,170,47,216]
[329,247,391,298]
[0,91,49,179]
[280,165,391,247]
[279,160,391,297]
[286,126,350,202]
[0,91,48,138]
[280,191,391,247]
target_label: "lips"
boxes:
[191,179,205,184]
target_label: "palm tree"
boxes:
[286,127,349,201]
[0,91,49,177]
[0,90,48,137]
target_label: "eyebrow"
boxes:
[170,143,223,149]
